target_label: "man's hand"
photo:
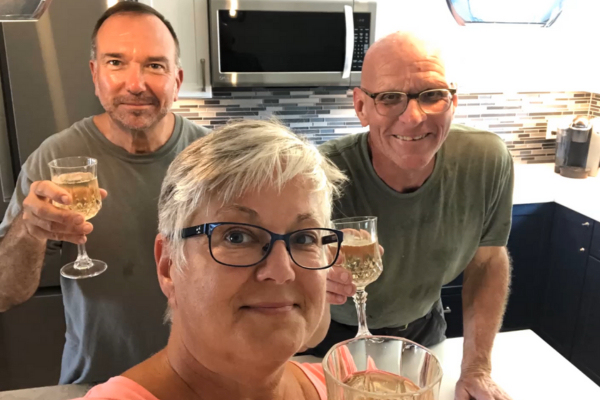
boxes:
[455,370,512,400]
[22,180,108,244]
[326,265,357,304]
[326,239,383,304]
[459,246,511,400]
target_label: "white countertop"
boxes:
[431,330,600,399]
[294,330,600,399]
[513,163,600,221]
[2,331,597,399]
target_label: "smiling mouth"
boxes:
[392,133,431,142]
[242,303,299,315]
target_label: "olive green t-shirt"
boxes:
[319,125,514,329]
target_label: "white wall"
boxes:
[374,0,600,93]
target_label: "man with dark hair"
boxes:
[0,2,208,384]
[90,2,181,66]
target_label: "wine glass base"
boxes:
[61,260,107,279]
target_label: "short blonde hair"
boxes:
[157,119,347,270]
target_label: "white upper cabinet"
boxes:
[140,0,212,98]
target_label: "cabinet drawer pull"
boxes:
[583,222,590,227]
[443,307,452,314]
[580,248,586,252]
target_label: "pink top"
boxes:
[73,362,327,400]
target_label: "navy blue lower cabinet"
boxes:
[502,203,554,331]
[571,256,600,385]
[536,205,594,359]
[442,203,553,338]
[590,221,600,260]
[441,293,463,338]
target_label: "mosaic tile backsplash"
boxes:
[173,89,597,164]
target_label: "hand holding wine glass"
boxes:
[22,181,108,243]
[331,217,383,337]
[326,232,384,305]
[46,157,108,279]
[326,264,358,305]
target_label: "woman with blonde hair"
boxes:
[74,119,349,400]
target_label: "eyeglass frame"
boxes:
[360,87,458,117]
[180,222,344,270]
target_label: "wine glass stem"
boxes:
[353,289,372,337]
[74,243,94,270]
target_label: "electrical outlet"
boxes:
[546,117,572,140]
[546,119,560,139]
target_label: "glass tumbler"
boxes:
[323,336,443,399]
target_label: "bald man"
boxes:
[318,32,513,400]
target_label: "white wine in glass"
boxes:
[340,239,382,289]
[343,370,421,394]
[333,216,382,337]
[49,157,107,279]
[323,336,443,400]
[51,172,101,219]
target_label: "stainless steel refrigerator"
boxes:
[0,0,107,390]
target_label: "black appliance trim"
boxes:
[0,24,21,181]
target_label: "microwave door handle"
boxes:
[342,5,354,79]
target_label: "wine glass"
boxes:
[332,216,382,337]
[48,156,107,279]
[323,336,443,400]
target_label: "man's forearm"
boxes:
[461,246,511,373]
[0,212,47,312]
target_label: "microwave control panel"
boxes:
[352,13,371,72]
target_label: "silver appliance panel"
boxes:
[350,0,376,87]
[208,0,375,87]
[2,0,104,164]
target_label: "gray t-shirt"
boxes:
[0,115,208,384]
[319,125,514,329]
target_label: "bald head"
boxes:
[361,31,448,93]
[353,31,457,177]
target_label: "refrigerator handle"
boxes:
[0,82,15,203]
[342,5,354,79]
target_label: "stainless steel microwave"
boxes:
[207,0,377,87]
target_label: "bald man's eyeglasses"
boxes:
[360,88,457,118]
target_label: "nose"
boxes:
[255,240,296,284]
[125,65,146,95]
[399,98,427,126]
